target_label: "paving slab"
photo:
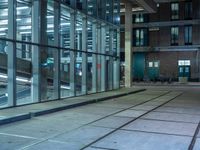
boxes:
[114,110,147,118]
[193,138,200,150]
[142,111,200,123]
[24,140,82,150]
[0,134,39,150]
[92,130,192,150]
[122,119,197,136]
[71,105,123,116]
[0,88,145,125]
[91,116,133,129]
[50,126,113,149]
[130,105,157,111]
[155,106,200,115]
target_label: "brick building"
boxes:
[121,0,200,82]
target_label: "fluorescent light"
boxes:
[46,16,54,19]
[47,30,54,33]
[0,74,31,83]
[20,31,31,34]
[0,20,8,25]
[0,33,6,36]
[61,22,70,26]
[0,27,8,31]
[19,26,31,30]
[17,6,29,10]
[47,24,54,28]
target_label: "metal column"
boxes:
[125,3,133,87]
[97,24,101,92]
[53,1,61,99]
[7,0,16,106]
[92,23,97,93]
[81,17,87,94]
[101,25,106,92]
[109,29,114,90]
[31,0,41,102]
[70,10,76,96]
[113,29,120,89]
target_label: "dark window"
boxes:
[185,1,192,19]
[184,25,192,45]
[133,28,148,46]
[171,3,179,20]
[171,27,179,45]
[77,0,83,10]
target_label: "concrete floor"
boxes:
[0,87,200,150]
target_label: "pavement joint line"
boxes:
[19,91,172,150]
[80,92,183,150]
[0,89,146,126]
[188,121,200,150]
[90,146,118,150]
[139,118,199,125]
[153,110,200,116]
[0,132,40,140]
[120,129,194,138]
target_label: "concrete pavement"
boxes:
[0,87,200,150]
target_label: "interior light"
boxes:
[16,6,29,10]
[0,27,8,31]
[19,26,31,30]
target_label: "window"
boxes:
[185,1,192,19]
[171,3,179,20]
[148,61,159,68]
[171,27,179,45]
[178,60,191,66]
[149,62,153,67]
[133,28,148,46]
[184,25,192,45]
[133,14,148,23]
[134,14,144,23]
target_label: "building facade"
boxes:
[0,0,120,108]
[121,0,200,82]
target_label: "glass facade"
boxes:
[0,0,120,108]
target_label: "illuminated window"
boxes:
[171,3,179,20]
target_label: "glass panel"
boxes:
[87,0,97,17]
[171,3,179,20]
[75,52,82,95]
[60,48,70,98]
[16,42,32,105]
[149,62,153,67]
[185,60,191,66]
[0,0,8,38]
[105,0,113,23]
[16,0,32,40]
[154,61,159,68]
[60,4,71,98]
[0,39,8,107]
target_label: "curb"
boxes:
[0,89,146,126]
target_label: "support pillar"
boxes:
[40,0,48,100]
[125,3,133,87]
[8,0,16,106]
[92,23,97,93]
[53,1,60,99]
[70,10,76,96]
[81,17,87,94]
[97,24,101,92]
[109,29,114,90]
[101,25,106,92]
[32,0,40,102]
